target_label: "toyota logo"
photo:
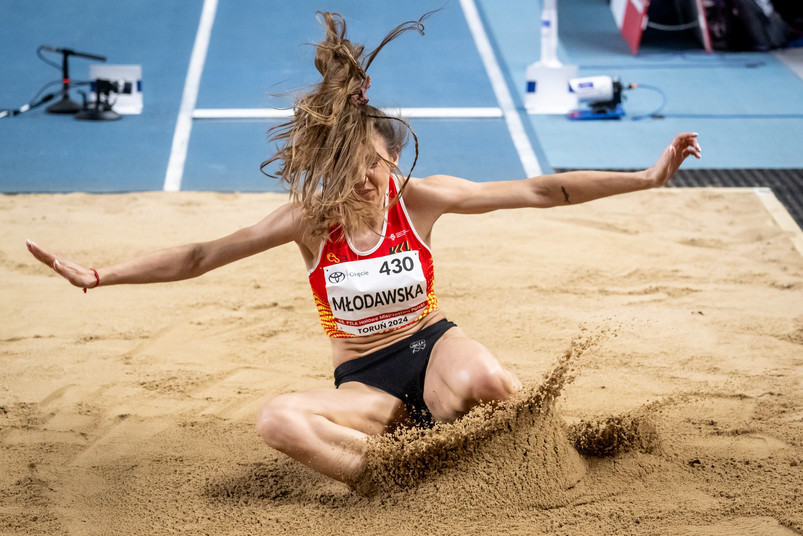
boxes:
[328,271,346,284]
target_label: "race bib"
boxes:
[324,251,427,336]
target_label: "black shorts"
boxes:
[333,318,457,428]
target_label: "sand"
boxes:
[1,188,802,535]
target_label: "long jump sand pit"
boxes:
[1,187,802,535]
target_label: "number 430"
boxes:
[379,256,414,275]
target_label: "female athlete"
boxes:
[27,12,701,490]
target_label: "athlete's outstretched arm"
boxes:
[409,132,701,219]
[533,131,701,207]
[27,203,306,291]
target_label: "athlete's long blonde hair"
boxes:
[261,11,434,239]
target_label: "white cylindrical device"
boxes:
[568,76,615,102]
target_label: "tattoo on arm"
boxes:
[561,186,571,204]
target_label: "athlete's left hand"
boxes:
[644,132,701,188]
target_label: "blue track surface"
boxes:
[1,0,802,193]
[0,0,201,192]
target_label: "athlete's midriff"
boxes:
[329,308,446,368]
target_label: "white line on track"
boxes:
[752,187,803,255]
[459,0,542,177]
[192,107,504,119]
[163,0,218,192]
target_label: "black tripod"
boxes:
[41,46,107,114]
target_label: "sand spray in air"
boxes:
[353,322,657,506]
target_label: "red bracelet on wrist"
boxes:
[83,269,100,294]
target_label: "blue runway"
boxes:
[1,0,802,194]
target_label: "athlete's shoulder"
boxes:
[270,200,311,230]
[400,174,465,198]
[401,174,475,211]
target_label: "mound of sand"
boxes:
[355,330,602,500]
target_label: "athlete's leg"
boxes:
[256,382,406,485]
[423,326,522,422]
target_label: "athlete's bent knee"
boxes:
[470,365,518,404]
[256,394,305,452]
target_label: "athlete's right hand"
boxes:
[26,239,99,290]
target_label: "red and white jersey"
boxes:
[307,177,438,338]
